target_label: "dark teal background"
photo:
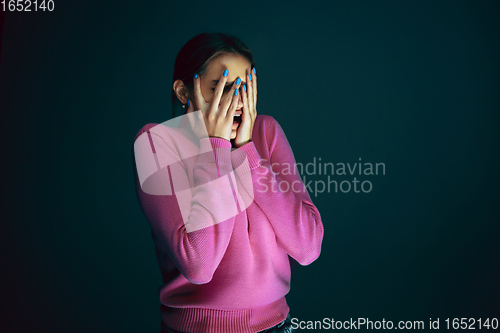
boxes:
[1,1,499,332]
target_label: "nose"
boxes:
[236,95,243,110]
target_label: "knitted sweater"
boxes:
[133,114,324,333]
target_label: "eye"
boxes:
[212,86,231,92]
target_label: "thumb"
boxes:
[187,99,203,122]
[185,99,192,114]
[186,99,196,127]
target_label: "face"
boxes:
[190,53,251,139]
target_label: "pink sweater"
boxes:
[133,114,324,333]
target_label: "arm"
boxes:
[134,125,240,284]
[231,116,324,265]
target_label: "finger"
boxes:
[241,83,249,113]
[251,67,257,109]
[193,74,205,112]
[247,72,254,114]
[185,99,196,130]
[241,84,249,122]
[221,76,242,117]
[186,99,200,123]
[212,69,230,115]
[225,84,240,121]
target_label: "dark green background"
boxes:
[1,1,498,332]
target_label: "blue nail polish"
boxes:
[187,100,190,107]
[243,84,246,92]
[249,73,252,81]
[253,67,256,74]
[234,88,238,96]
[194,73,198,79]
[223,69,229,77]
[236,77,241,85]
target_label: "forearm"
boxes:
[135,134,240,284]
[231,142,324,265]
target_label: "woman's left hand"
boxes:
[233,68,257,148]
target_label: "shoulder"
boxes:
[133,123,160,143]
[133,122,185,144]
[252,114,289,157]
[255,114,277,127]
[253,114,282,137]
[253,114,287,141]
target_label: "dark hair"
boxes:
[171,32,256,118]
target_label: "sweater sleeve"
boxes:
[230,116,324,265]
[133,125,240,284]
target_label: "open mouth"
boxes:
[233,111,242,125]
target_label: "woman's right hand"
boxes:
[186,69,241,141]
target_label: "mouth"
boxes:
[233,110,242,127]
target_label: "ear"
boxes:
[172,79,189,104]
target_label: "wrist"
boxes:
[234,139,252,148]
[209,135,230,142]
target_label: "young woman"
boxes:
[133,32,324,333]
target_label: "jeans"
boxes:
[257,313,295,333]
[161,313,295,333]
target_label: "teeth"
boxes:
[234,114,241,117]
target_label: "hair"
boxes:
[171,32,256,119]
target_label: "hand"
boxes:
[233,68,257,148]
[186,69,242,142]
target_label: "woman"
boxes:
[133,32,324,333]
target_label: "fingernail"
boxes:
[223,69,229,77]
[236,77,241,85]
[253,67,256,74]
[194,73,198,79]
[249,73,252,81]
[243,84,246,92]
[187,100,190,107]
[234,88,238,96]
